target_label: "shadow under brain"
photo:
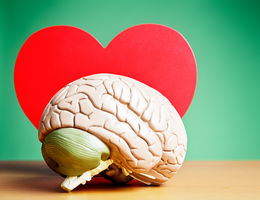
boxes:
[0,161,147,193]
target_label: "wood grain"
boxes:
[0,161,259,200]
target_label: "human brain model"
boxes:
[38,73,187,191]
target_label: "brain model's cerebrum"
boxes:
[38,73,187,191]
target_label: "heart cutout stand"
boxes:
[14,24,197,129]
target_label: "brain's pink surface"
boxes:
[38,73,187,185]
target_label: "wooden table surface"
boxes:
[0,161,259,200]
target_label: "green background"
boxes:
[0,0,259,160]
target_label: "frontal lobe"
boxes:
[38,73,187,185]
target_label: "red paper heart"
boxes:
[14,24,197,129]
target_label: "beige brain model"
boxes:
[38,73,187,191]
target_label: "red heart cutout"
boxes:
[14,24,197,129]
